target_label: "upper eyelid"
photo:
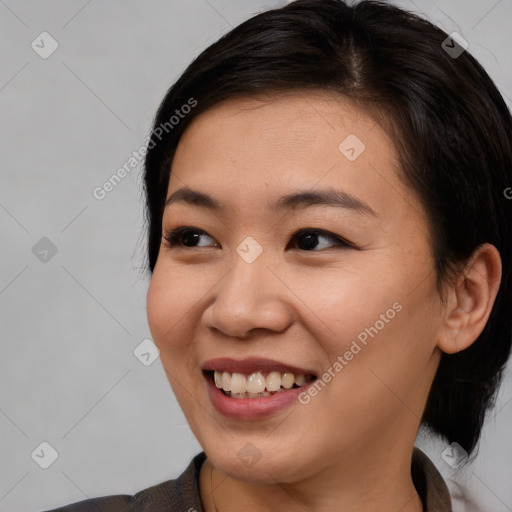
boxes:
[164,226,340,240]
[163,226,216,243]
[294,229,354,248]
[163,226,352,248]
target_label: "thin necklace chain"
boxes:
[210,462,219,512]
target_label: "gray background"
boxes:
[1,1,511,511]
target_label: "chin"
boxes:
[206,440,313,484]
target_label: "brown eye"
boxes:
[289,229,353,251]
[180,230,202,247]
[162,227,220,248]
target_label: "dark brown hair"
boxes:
[143,0,512,454]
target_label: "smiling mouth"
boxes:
[204,370,317,399]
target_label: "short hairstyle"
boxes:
[143,0,512,454]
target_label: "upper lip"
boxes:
[202,357,317,376]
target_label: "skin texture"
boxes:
[146,92,501,512]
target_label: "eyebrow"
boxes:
[164,186,376,217]
[273,189,376,216]
[165,187,222,210]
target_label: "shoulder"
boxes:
[42,479,176,512]
[42,452,206,512]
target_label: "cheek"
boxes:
[322,279,439,420]
[146,266,192,354]
[146,269,199,399]
[146,271,169,344]
[288,263,399,351]
[146,262,215,378]
[296,259,438,393]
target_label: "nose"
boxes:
[202,253,293,339]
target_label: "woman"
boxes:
[46,0,512,510]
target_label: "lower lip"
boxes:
[205,373,313,420]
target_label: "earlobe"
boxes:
[437,243,502,355]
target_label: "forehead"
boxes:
[174,91,394,166]
[168,91,417,222]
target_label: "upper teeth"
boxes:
[213,370,308,394]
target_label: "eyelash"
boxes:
[161,226,354,251]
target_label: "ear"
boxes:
[437,243,502,354]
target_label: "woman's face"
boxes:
[147,92,444,483]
